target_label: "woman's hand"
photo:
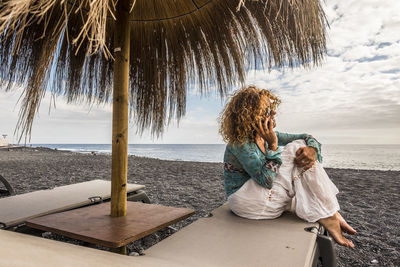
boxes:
[295,146,317,169]
[255,117,278,151]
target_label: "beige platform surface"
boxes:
[135,204,319,267]
[0,230,145,267]
[0,180,144,227]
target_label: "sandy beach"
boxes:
[1,147,399,267]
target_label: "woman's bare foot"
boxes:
[319,214,355,248]
[336,212,356,235]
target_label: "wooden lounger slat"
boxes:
[26,202,195,248]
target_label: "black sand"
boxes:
[1,147,399,266]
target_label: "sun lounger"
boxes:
[0,174,15,196]
[134,204,337,267]
[0,180,148,229]
[0,203,336,266]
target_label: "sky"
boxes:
[1,0,399,145]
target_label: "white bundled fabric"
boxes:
[286,140,340,222]
[228,140,340,222]
[227,178,288,219]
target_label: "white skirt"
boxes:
[227,140,340,222]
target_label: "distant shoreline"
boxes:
[10,144,400,172]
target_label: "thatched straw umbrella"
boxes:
[0,0,327,217]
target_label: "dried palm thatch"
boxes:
[0,0,328,140]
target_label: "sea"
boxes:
[32,144,400,171]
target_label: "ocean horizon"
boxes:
[28,143,400,171]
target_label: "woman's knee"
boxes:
[283,139,307,156]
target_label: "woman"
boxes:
[219,85,356,248]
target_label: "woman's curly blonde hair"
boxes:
[219,85,280,144]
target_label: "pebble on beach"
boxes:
[1,147,399,267]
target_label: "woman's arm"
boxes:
[276,131,323,162]
[230,143,282,189]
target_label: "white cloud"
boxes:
[244,0,400,144]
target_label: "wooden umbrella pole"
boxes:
[111,0,131,217]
